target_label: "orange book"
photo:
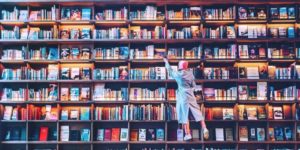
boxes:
[283,105,292,119]
[130,129,138,141]
[205,108,212,120]
[268,106,273,119]
[111,128,120,141]
[39,127,49,141]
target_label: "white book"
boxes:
[177,129,184,141]
[3,106,13,120]
[120,128,129,141]
[246,67,259,79]
[138,129,146,141]
[257,82,267,100]
[60,125,70,141]
[97,129,104,141]
[215,128,224,141]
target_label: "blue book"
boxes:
[81,129,90,141]
[48,47,58,60]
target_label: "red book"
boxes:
[39,127,49,141]
[111,128,120,141]
[104,129,111,141]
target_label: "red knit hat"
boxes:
[178,60,188,70]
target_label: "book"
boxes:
[3,106,13,120]
[81,68,90,80]
[269,127,275,141]
[80,87,90,101]
[130,129,138,141]
[60,88,69,101]
[80,107,90,120]
[274,127,284,141]
[215,128,224,141]
[257,106,267,120]
[146,129,155,141]
[225,128,233,141]
[177,129,184,141]
[246,107,257,120]
[96,129,104,141]
[111,128,120,141]
[192,129,200,141]
[81,129,90,141]
[61,68,70,79]
[120,128,128,141]
[257,82,267,100]
[273,106,283,119]
[284,127,292,141]
[104,129,111,141]
[249,128,256,141]
[246,67,259,79]
[70,8,81,20]
[61,110,68,120]
[70,87,79,101]
[257,128,265,141]
[239,126,248,141]
[283,105,292,119]
[71,68,80,80]
[223,108,234,120]
[60,125,69,141]
[71,48,80,59]
[81,8,91,20]
[70,130,80,141]
[138,129,146,141]
[39,127,48,141]
[70,109,79,120]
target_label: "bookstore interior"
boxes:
[3,0,300,150]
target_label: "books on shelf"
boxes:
[93,83,128,101]
[60,27,91,39]
[203,86,237,101]
[130,67,166,80]
[268,45,294,59]
[1,26,20,40]
[167,7,201,20]
[1,46,26,60]
[1,88,26,101]
[28,105,58,120]
[3,105,27,120]
[96,128,128,141]
[205,107,234,120]
[61,7,91,20]
[4,126,26,141]
[61,67,91,80]
[167,45,202,59]
[60,87,90,101]
[60,125,69,141]
[204,67,237,79]
[201,25,235,39]
[130,26,165,39]
[130,128,164,141]
[1,66,27,80]
[268,65,294,80]
[94,105,128,121]
[238,6,267,20]
[29,84,58,101]
[239,126,265,141]
[129,87,165,101]
[204,6,236,20]
[94,27,128,40]
[270,6,295,19]
[94,46,129,59]
[29,5,58,21]
[167,26,199,39]
[239,105,267,120]
[130,45,166,59]
[268,126,293,141]
[203,44,236,59]
[129,104,164,121]
[238,44,266,59]
[238,25,267,38]
[270,85,295,101]
[130,5,164,20]
[95,7,128,20]
[269,26,295,38]
[60,107,90,120]
[1,7,28,21]
[93,66,128,80]
[60,47,91,60]
[211,127,234,141]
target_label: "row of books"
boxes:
[96,128,129,141]
[129,67,166,80]
[130,128,164,141]
[5,25,300,40]
[240,126,292,141]
[204,6,236,20]
[29,47,59,60]
[129,104,164,121]
[93,66,128,80]
[95,7,128,21]
[3,103,295,122]
[2,5,298,21]
[167,45,202,59]
[2,84,300,102]
[60,126,90,141]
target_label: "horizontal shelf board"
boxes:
[93,120,128,123]
[129,100,165,104]
[129,141,165,144]
[27,141,58,144]
[0,120,26,123]
[129,120,165,123]
[93,101,128,104]
[58,141,92,144]
[27,120,57,123]
[1,141,27,144]
[58,120,91,123]
[93,141,128,144]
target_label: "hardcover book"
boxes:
[177,129,184,141]
[138,129,146,141]
[239,126,248,141]
[257,128,265,141]
[81,129,90,141]
[273,106,283,120]
[225,128,233,141]
[130,129,138,141]
[39,127,48,141]
[215,128,224,141]
[97,129,104,141]
[111,128,120,141]
[81,8,91,20]
[120,128,128,141]
[70,87,80,101]
[104,129,112,141]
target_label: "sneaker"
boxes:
[183,134,192,141]
[203,128,209,140]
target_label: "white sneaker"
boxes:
[183,134,192,141]
[203,128,209,140]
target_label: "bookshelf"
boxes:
[1,0,300,150]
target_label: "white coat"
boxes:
[165,61,204,124]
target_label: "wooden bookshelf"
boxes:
[1,0,300,150]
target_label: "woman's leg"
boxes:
[183,121,191,135]
[200,120,207,129]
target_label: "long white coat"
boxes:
[165,61,204,124]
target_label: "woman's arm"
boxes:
[163,58,179,79]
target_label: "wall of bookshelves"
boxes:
[2,0,300,150]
